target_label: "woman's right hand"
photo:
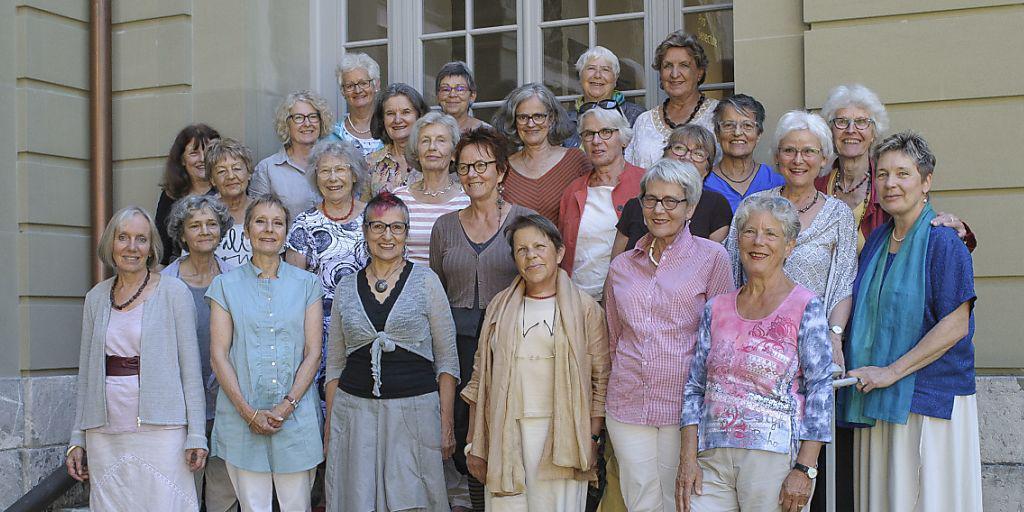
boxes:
[467,453,487,483]
[675,456,702,512]
[66,447,88,482]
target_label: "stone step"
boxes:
[55,507,89,512]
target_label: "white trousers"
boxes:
[605,417,680,512]
[690,448,811,512]
[486,417,588,511]
[194,455,239,512]
[225,462,315,512]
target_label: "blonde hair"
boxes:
[274,90,336,146]
[97,206,163,270]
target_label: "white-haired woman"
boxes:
[557,108,643,301]
[493,83,592,225]
[392,112,471,263]
[436,61,492,134]
[330,53,385,156]
[66,206,207,511]
[563,46,646,148]
[252,90,335,219]
[206,138,255,267]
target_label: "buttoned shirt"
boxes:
[251,147,321,221]
[603,228,735,426]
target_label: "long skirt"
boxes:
[325,390,449,512]
[86,428,198,511]
[853,394,983,512]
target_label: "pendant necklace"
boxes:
[369,260,405,293]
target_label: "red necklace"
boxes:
[321,196,354,222]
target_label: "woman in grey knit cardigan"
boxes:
[66,206,207,511]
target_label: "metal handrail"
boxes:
[3,465,78,512]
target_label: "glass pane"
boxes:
[473,31,518,103]
[683,0,732,6]
[346,45,389,86]
[423,38,468,104]
[347,0,387,41]
[596,0,643,16]
[700,87,734,101]
[684,9,734,86]
[542,25,588,97]
[595,19,646,91]
[473,106,499,126]
[543,0,586,21]
[424,0,465,34]
[474,0,516,28]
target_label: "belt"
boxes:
[106,355,140,376]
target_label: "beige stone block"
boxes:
[112,0,189,24]
[0,231,19,377]
[112,17,191,92]
[736,0,805,40]
[16,87,89,160]
[17,0,87,22]
[112,91,191,161]
[734,35,806,164]
[19,300,84,371]
[977,376,1024,464]
[982,464,1024,512]
[928,190,1024,277]
[972,277,1024,369]
[17,160,90,226]
[113,161,164,213]
[18,229,91,297]
[803,8,1024,107]
[16,8,88,90]
[805,0,1020,23]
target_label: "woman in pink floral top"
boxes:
[678,195,833,512]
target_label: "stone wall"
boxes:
[979,376,1024,512]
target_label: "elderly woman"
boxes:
[324,191,459,511]
[706,94,786,211]
[156,124,221,265]
[206,138,255,267]
[626,31,719,169]
[726,111,856,373]
[430,127,537,510]
[493,83,592,225]
[393,112,471,263]
[563,46,646,148]
[841,132,982,511]
[612,125,733,259]
[677,195,834,512]
[66,206,207,511]
[330,52,385,156]
[436,61,492,133]
[206,195,324,511]
[367,83,432,194]
[462,213,610,511]
[252,90,335,219]
[603,159,734,512]
[557,108,643,301]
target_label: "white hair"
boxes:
[639,158,703,205]
[773,110,835,176]
[575,46,621,77]
[735,195,801,242]
[336,52,381,85]
[405,111,462,171]
[578,107,634,147]
[820,83,889,134]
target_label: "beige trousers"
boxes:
[486,417,588,511]
[225,462,315,512]
[690,448,812,512]
[605,417,681,512]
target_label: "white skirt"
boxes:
[86,428,198,511]
[853,394,982,512]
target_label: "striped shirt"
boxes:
[393,186,471,264]
[502,148,591,225]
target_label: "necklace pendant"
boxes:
[374,279,389,293]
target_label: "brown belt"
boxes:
[106,355,140,376]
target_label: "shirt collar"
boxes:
[272,147,308,174]
[630,224,694,262]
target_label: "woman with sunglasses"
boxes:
[563,46,646,148]
[705,94,786,212]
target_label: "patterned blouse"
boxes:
[367,145,421,197]
[682,286,834,457]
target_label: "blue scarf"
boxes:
[841,204,934,426]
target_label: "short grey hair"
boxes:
[405,111,461,172]
[492,83,574,147]
[713,94,767,135]
[337,52,381,85]
[773,110,835,176]
[578,107,634,147]
[273,90,335,146]
[639,158,703,205]
[166,196,233,253]
[575,46,620,77]
[663,124,717,170]
[307,139,371,199]
[821,83,889,135]
[872,130,936,179]
[245,193,291,232]
[734,195,801,243]
[98,206,163,270]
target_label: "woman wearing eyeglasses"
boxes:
[557,108,643,302]
[252,90,335,220]
[705,94,786,212]
[563,46,646,148]
[329,53,385,157]
[324,191,460,512]
[436,61,492,134]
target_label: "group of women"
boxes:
[66,27,982,512]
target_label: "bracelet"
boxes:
[284,394,298,409]
[464,442,473,457]
[66,445,82,458]
[247,409,260,426]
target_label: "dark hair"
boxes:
[455,126,513,176]
[652,31,709,86]
[244,193,291,231]
[161,124,221,200]
[713,94,767,134]
[504,213,564,256]
[435,61,477,93]
[363,190,410,224]
[371,83,431,145]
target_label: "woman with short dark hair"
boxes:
[435,61,491,134]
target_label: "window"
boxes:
[681,1,734,100]
[342,0,389,85]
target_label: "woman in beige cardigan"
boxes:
[461,213,610,511]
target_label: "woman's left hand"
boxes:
[441,418,456,459]
[185,448,208,472]
[589,439,600,471]
[848,365,900,393]
[778,469,813,512]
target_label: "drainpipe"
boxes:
[90,0,112,284]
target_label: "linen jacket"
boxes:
[70,275,207,451]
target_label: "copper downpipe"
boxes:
[89,0,112,284]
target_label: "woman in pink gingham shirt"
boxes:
[603,158,735,512]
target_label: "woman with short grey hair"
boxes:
[435,61,491,134]
[206,138,255,267]
[706,94,786,211]
[330,52,385,156]
[493,83,592,224]
[563,46,646,148]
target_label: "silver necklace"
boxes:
[418,177,454,198]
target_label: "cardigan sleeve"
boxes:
[425,269,460,383]
[825,204,858,316]
[70,289,98,449]
[797,297,834,443]
[325,281,350,384]
[681,302,713,427]
[169,280,208,451]
[428,216,448,289]
[585,298,610,418]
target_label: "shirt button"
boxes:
[270,346,275,350]
[271,361,276,366]
[271,379,277,384]
[270,328,274,333]
[641,360,647,366]
[269,313,274,317]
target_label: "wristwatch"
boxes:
[284,394,299,409]
[829,325,844,336]
[793,462,818,479]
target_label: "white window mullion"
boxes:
[521,0,542,84]
[465,1,475,70]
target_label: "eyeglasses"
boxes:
[578,99,621,115]
[365,221,408,235]
[342,79,374,92]
[317,165,352,178]
[515,112,549,125]
[669,145,709,163]
[288,112,321,125]
[718,120,759,134]
[779,146,823,160]
[456,160,497,176]
[439,85,470,96]
[581,128,619,142]
[640,194,686,210]
[830,117,874,130]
